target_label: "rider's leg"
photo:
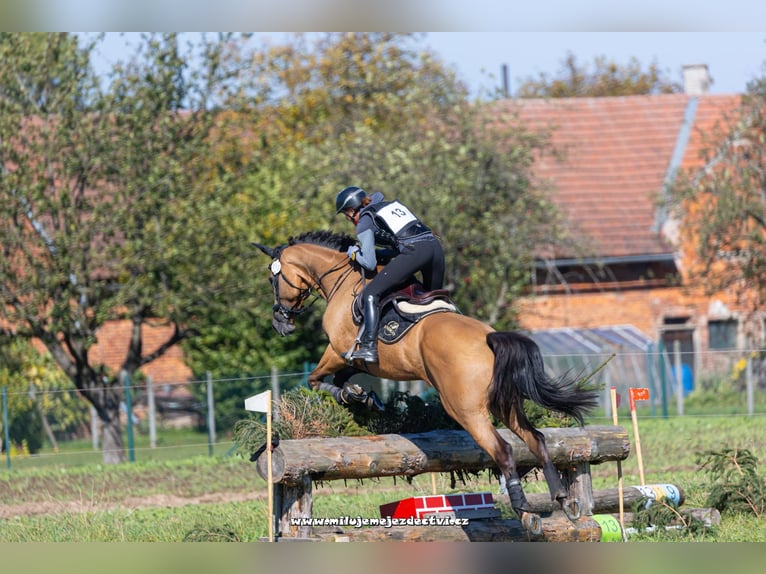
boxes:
[348,245,429,363]
[348,293,380,363]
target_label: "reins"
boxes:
[270,254,360,319]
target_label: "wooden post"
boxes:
[563,462,594,516]
[276,475,313,538]
[610,387,627,540]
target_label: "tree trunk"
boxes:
[100,410,126,464]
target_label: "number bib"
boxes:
[375,201,418,234]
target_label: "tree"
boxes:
[667,76,766,341]
[515,52,682,98]
[214,33,569,329]
[0,33,255,463]
[0,337,88,453]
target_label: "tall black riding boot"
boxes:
[349,294,379,363]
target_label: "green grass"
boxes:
[4,428,227,470]
[1,414,764,542]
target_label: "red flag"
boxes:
[629,387,650,410]
[611,386,622,408]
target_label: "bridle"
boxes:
[268,255,357,320]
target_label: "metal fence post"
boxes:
[206,371,216,456]
[746,353,754,416]
[2,386,10,469]
[122,371,135,463]
[147,376,157,448]
[674,339,684,416]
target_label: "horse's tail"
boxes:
[486,331,600,430]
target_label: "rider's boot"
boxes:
[348,294,379,363]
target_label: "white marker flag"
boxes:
[244,390,271,413]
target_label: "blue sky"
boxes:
[92,32,766,98]
[425,33,766,96]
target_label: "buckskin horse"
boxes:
[251,230,599,533]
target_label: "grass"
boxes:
[0,414,764,542]
[4,428,227,470]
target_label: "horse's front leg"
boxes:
[308,346,384,412]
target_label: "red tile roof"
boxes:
[493,93,743,260]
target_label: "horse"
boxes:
[251,230,600,533]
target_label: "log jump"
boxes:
[254,425,637,541]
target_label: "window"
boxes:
[708,319,737,350]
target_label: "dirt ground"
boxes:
[0,490,266,520]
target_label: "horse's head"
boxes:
[252,241,312,337]
[252,231,358,336]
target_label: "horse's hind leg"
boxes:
[507,407,582,521]
[455,416,543,534]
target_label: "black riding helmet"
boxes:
[335,186,367,214]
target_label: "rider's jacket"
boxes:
[360,198,433,249]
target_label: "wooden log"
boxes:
[526,484,686,514]
[308,512,602,542]
[563,462,594,515]
[274,475,313,538]
[255,425,629,485]
[616,507,721,528]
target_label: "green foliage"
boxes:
[516,52,682,98]
[696,448,765,517]
[233,387,371,456]
[0,32,257,462]
[363,391,463,434]
[0,337,89,453]
[666,78,766,335]
[629,498,714,539]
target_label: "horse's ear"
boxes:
[251,242,275,258]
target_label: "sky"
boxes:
[91,32,766,99]
[425,33,766,96]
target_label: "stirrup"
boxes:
[348,343,378,363]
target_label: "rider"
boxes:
[335,185,446,363]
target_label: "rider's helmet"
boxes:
[335,186,367,214]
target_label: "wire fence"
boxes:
[1,348,764,470]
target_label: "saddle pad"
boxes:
[378,300,457,344]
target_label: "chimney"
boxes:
[682,64,712,95]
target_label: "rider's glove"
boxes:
[347,245,360,261]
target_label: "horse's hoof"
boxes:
[561,498,582,521]
[521,512,543,536]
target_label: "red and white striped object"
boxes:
[380,492,496,519]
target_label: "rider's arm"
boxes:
[354,227,378,271]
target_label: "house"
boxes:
[497,64,754,390]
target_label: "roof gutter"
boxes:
[654,96,699,231]
[534,253,676,268]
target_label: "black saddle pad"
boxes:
[353,296,458,344]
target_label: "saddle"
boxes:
[352,282,458,344]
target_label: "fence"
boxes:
[1,347,765,469]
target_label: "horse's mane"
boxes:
[278,230,357,256]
